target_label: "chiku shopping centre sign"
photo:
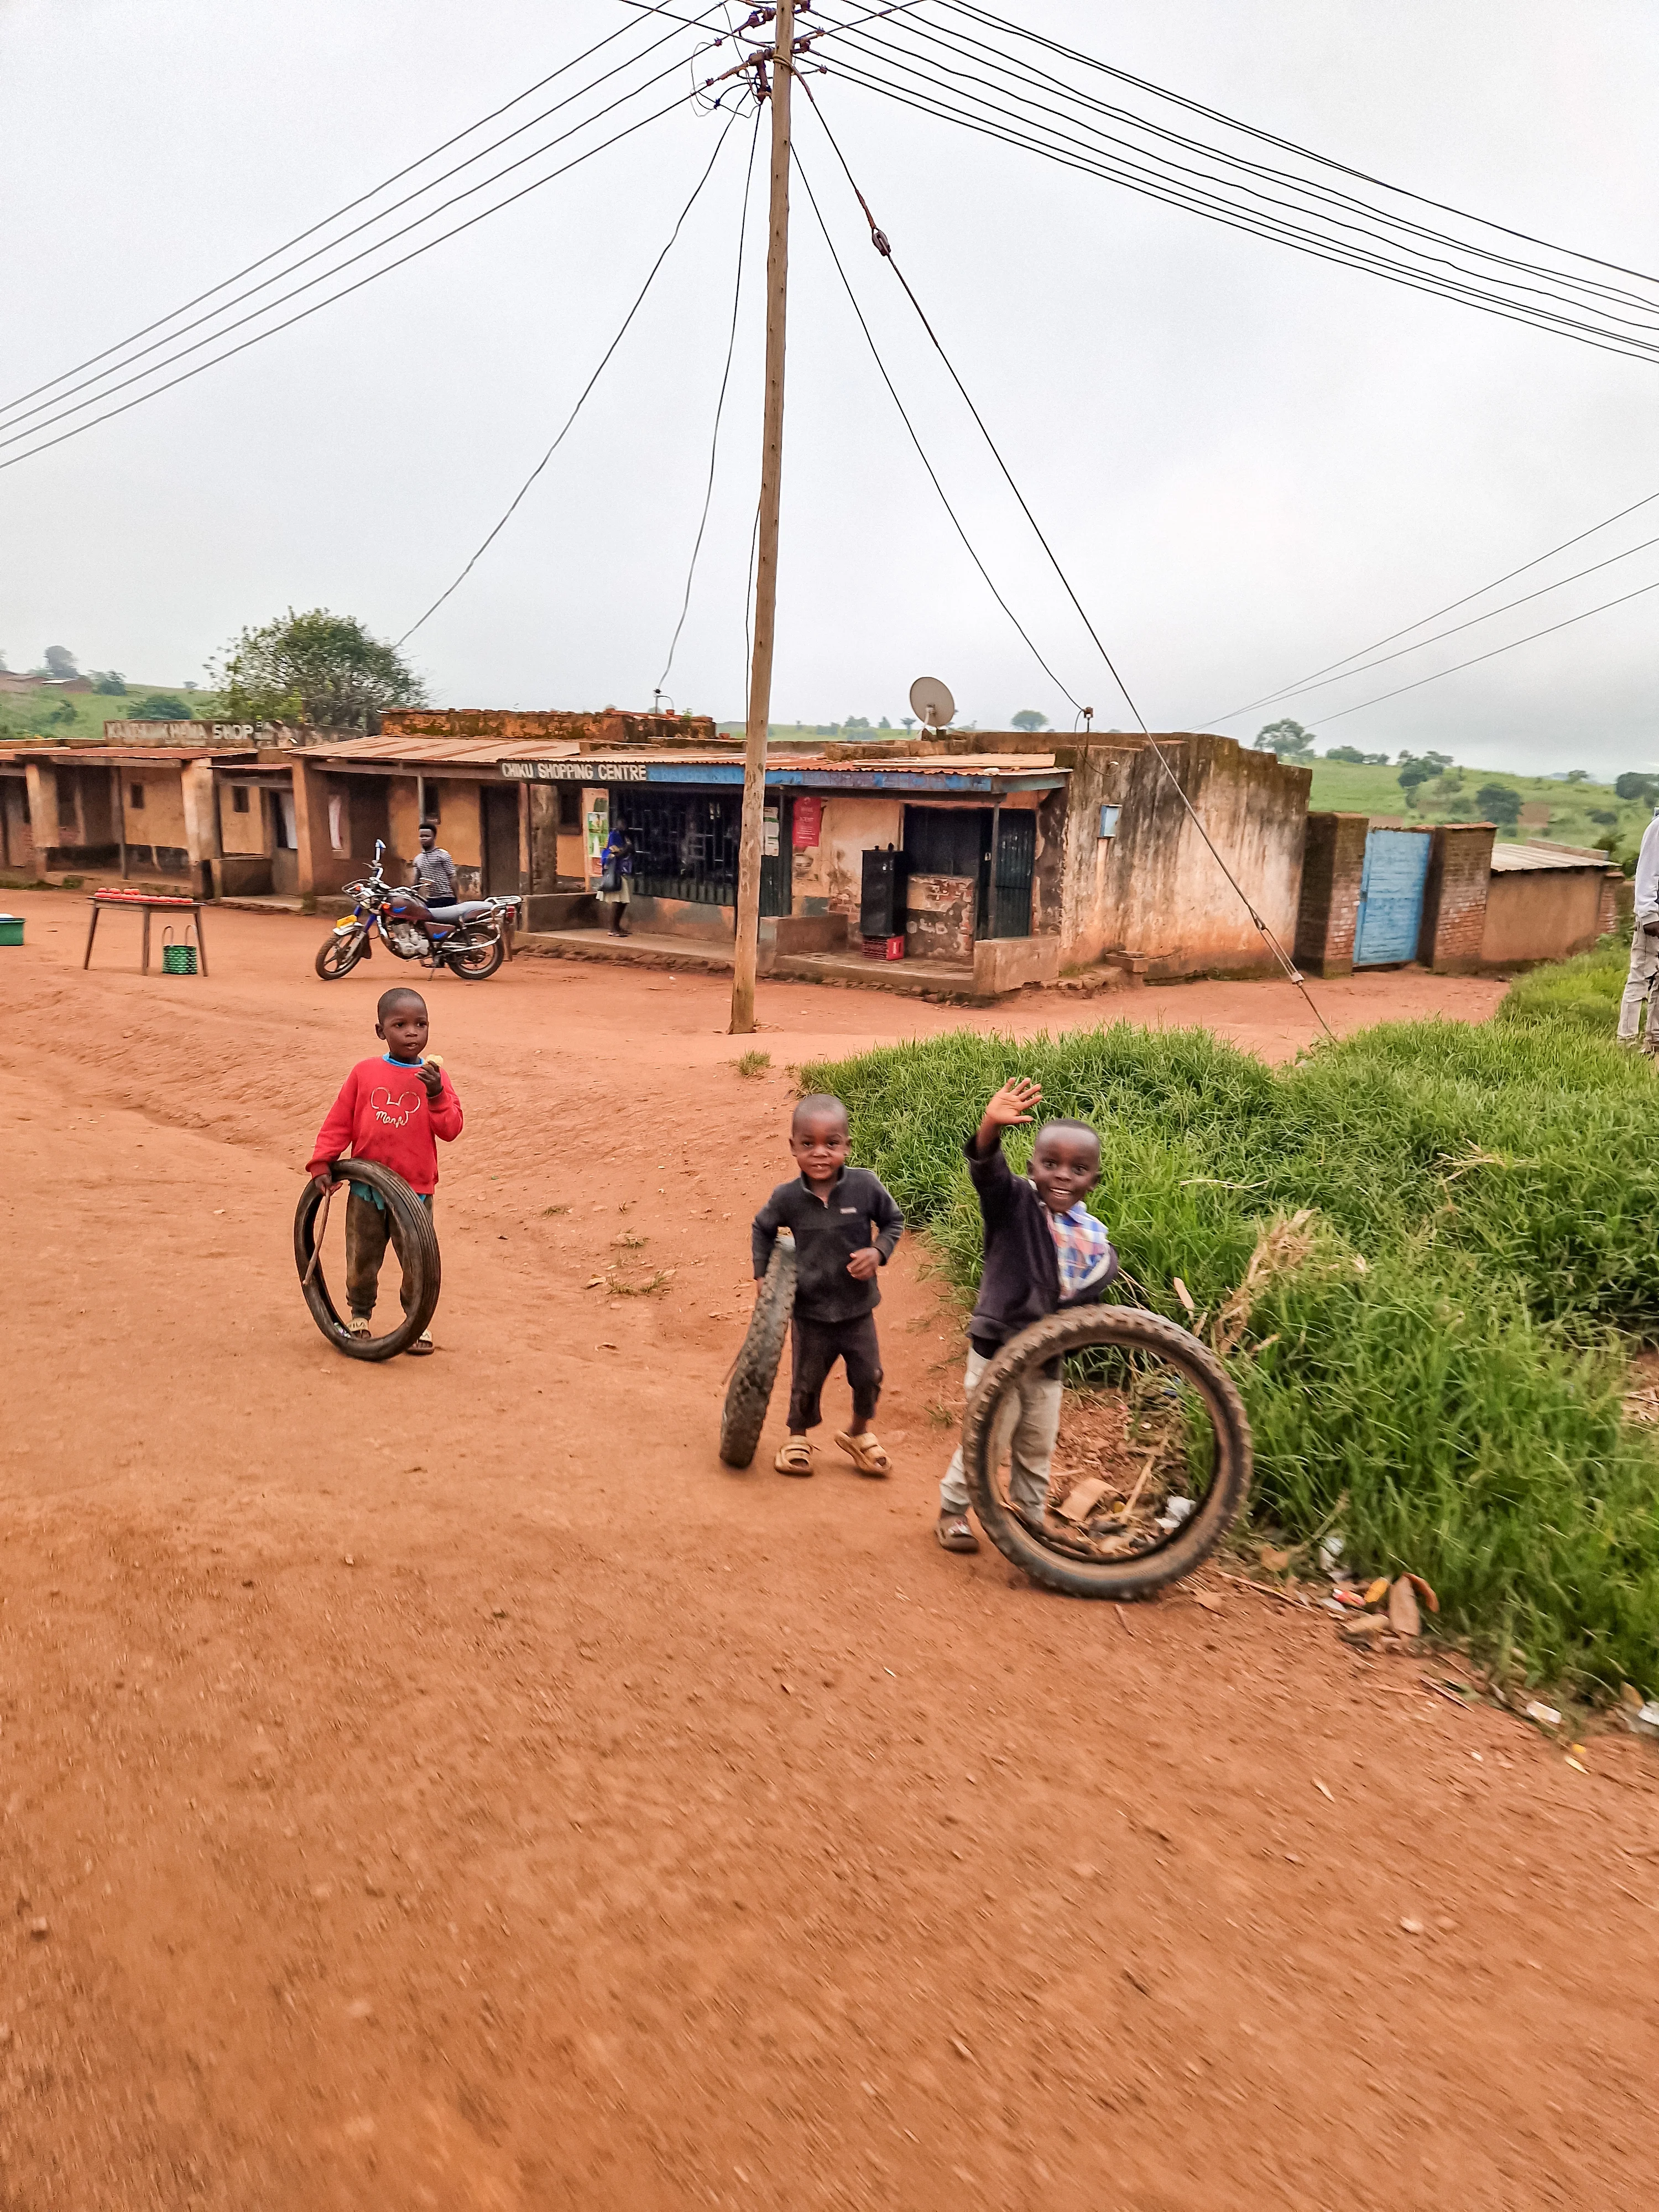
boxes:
[499,759,649,783]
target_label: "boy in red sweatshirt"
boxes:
[307,987,463,1354]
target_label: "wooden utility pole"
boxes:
[729,0,795,1035]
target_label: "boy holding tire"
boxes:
[752,1094,904,1478]
[937,1077,1115,1554]
[307,987,463,1355]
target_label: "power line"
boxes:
[799,76,1333,1035]
[657,103,765,693]
[0,56,705,461]
[1310,573,1659,727]
[399,111,744,647]
[790,140,1081,707]
[0,90,696,475]
[813,39,1659,364]
[1199,486,1659,726]
[0,6,728,430]
[1208,525,1659,718]
[942,0,1659,304]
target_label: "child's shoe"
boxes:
[407,1331,435,1357]
[936,1509,979,1553]
[347,1316,372,1339]
[833,1430,891,1477]
[775,1438,814,1477]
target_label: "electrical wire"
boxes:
[1307,572,1659,728]
[943,0,1659,302]
[0,6,731,431]
[0,58,706,462]
[1199,485,1659,726]
[906,6,1659,325]
[1206,524,1659,717]
[398,111,743,646]
[657,103,765,692]
[791,142,1083,709]
[813,44,1659,364]
[810,12,1659,363]
[799,73,1334,1035]
[0,90,696,475]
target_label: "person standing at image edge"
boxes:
[1618,805,1659,1048]
[598,820,635,936]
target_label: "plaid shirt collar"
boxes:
[1036,1190,1112,1296]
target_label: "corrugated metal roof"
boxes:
[1490,841,1615,872]
[312,734,1057,774]
[314,734,589,764]
[0,745,252,765]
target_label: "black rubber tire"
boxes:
[718,1234,796,1467]
[316,927,368,980]
[961,1306,1251,1599]
[293,1160,442,1361]
[447,937,505,981]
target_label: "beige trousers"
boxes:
[940,1348,1062,1517]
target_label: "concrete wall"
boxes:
[121,762,189,854]
[380,708,719,749]
[1294,812,1370,977]
[904,873,975,964]
[219,779,271,857]
[1420,825,1496,973]
[1057,733,1310,977]
[790,796,904,919]
[0,778,35,873]
[1480,867,1606,966]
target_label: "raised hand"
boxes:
[984,1076,1042,1128]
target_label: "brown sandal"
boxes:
[834,1430,891,1478]
[936,1510,980,1554]
[775,1438,814,1477]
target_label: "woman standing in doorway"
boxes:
[598,820,635,936]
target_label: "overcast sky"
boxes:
[3,0,1657,773]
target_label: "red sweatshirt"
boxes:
[307,1056,464,1195]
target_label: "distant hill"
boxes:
[0,685,207,744]
[1305,755,1644,867]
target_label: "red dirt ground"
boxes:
[3,888,1656,2211]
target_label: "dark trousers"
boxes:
[345,1190,432,1321]
[787,1312,883,1433]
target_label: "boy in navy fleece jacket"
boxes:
[307,987,463,1353]
[937,1077,1115,1553]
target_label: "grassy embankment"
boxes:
[807,942,1659,1695]
[0,685,200,744]
[1306,757,1648,863]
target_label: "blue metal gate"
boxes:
[1354,828,1431,967]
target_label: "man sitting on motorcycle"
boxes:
[410,821,459,908]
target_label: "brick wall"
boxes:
[1293,812,1369,976]
[1599,867,1632,938]
[1418,823,1496,973]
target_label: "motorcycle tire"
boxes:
[447,937,505,981]
[960,1305,1250,1600]
[718,1232,796,1468]
[293,1159,441,1361]
[316,926,368,980]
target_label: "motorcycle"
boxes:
[314,841,521,983]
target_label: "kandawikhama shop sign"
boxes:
[499,759,649,782]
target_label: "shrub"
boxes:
[806,973,1659,1692]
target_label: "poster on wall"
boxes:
[583,787,609,880]
[763,805,780,859]
[792,795,823,850]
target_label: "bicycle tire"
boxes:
[316,927,367,980]
[447,937,505,980]
[961,1306,1250,1599]
[718,1233,796,1467]
[293,1159,442,1361]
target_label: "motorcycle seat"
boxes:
[423,900,494,921]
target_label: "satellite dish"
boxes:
[909,676,956,731]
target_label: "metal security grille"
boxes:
[620,789,742,905]
[990,812,1035,938]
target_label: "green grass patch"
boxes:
[806,954,1659,1695]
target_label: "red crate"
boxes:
[862,934,906,962]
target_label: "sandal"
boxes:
[834,1431,891,1478]
[406,1331,435,1357]
[936,1510,980,1554]
[775,1438,814,1477]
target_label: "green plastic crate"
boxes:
[0,916,22,948]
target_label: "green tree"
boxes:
[128,693,196,721]
[1563,768,1591,784]
[1255,718,1317,759]
[1011,708,1048,732]
[1614,772,1656,802]
[1323,744,1389,766]
[210,608,426,731]
[1396,758,1437,800]
[91,671,127,695]
[40,645,78,681]
[1475,780,1521,826]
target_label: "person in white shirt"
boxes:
[1617,807,1659,1048]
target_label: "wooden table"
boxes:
[83,891,210,977]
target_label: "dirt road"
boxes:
[3,891,1655,2210]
